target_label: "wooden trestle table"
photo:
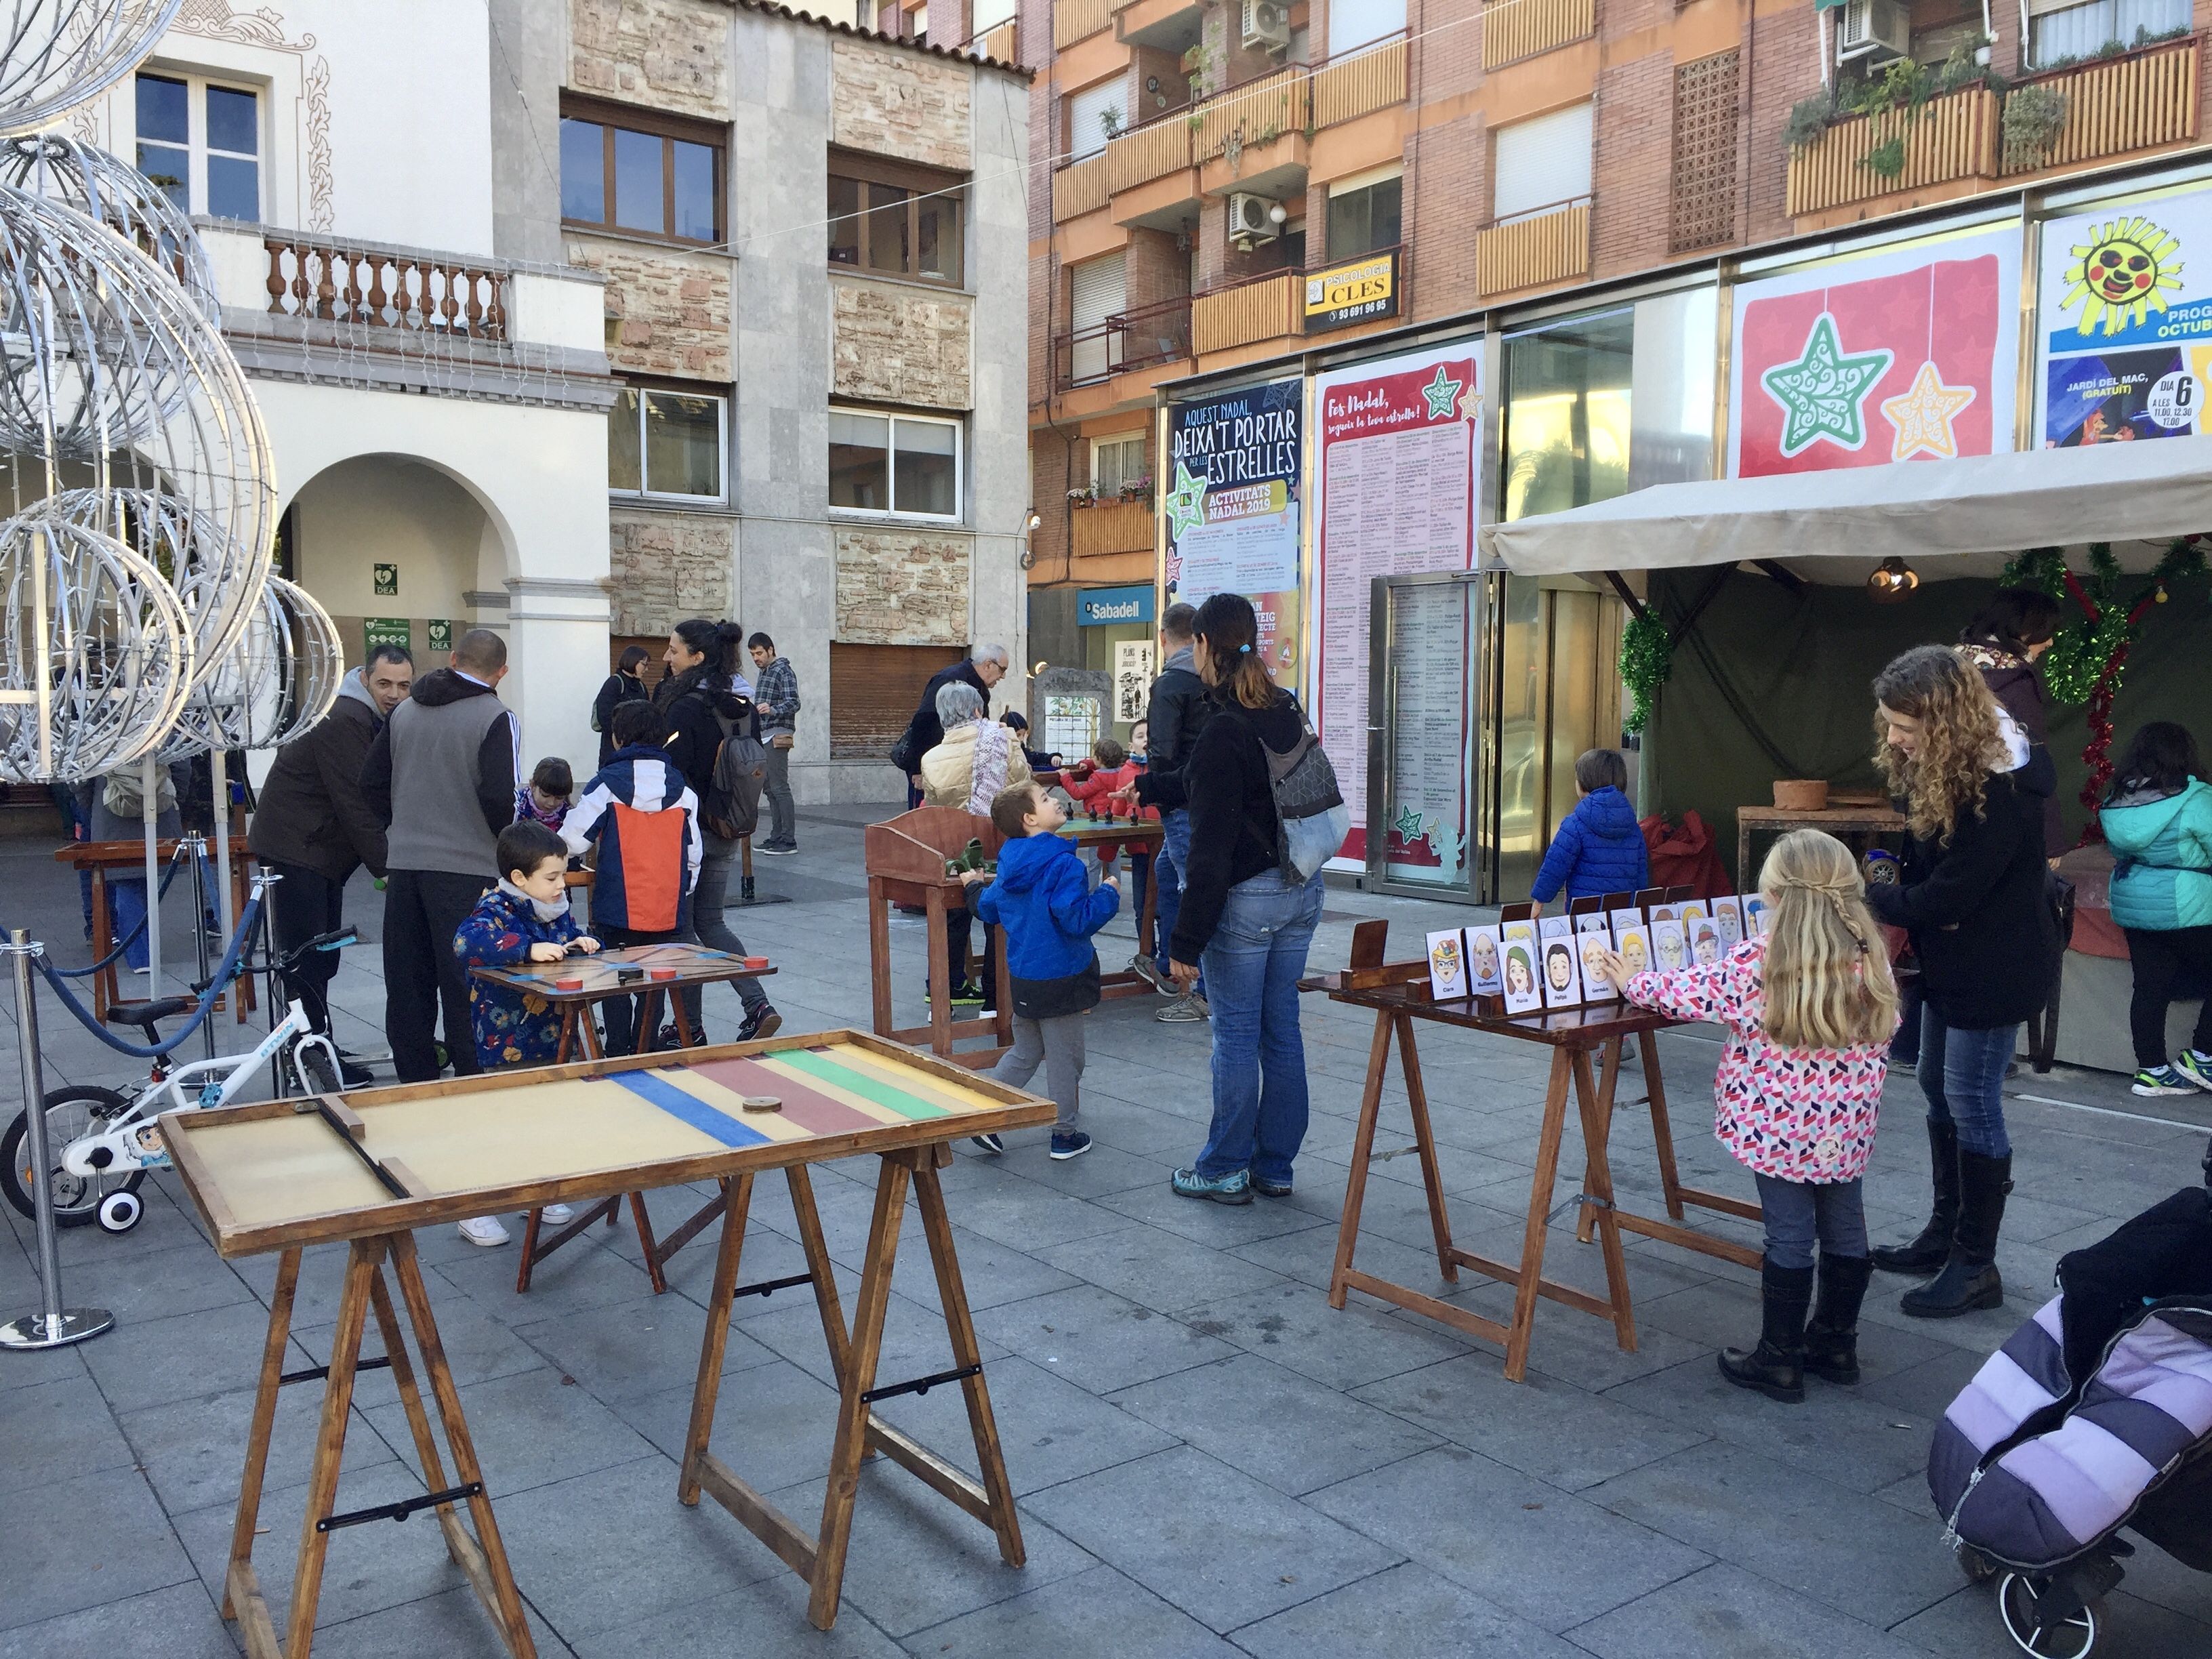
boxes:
[164,1030,1054,1656]
[1301,922,1763,1383]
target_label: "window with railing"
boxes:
[2028,0,2189,66]
[560,97,723,245]
[827,155,966,287]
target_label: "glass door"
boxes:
[1366,571,1486,901]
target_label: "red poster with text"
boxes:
[1734,253,2003,478]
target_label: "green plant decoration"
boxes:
[1863,136,1907,180]
[1620,610,1671,736]
[2002,83,2068,171]
[1784,90,1839,151]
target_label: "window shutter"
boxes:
[1067,79,1125,161]
[1327,0,1406,54]
[1069,252,1126,384]
[828,643,965,760]
[1493,102,1593,222]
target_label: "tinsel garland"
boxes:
[2000,537,2208,839]
[1620,609,1671,735]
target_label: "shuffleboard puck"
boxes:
[741,956,769,970]
[739,1095,782,1113]
[649,966,677,981]
[554,977,583,991]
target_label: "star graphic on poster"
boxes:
[1162,461,1207,539]
[1393,803,1425,842]
[1880,361,1976,461]
[1457,386,1483,424]
[1420,365,1462,420]
[1760,312,1894,458]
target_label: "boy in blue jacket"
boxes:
[960,779,1119,1161]
[1532,748,1649,910]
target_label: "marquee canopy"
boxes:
[1477,438,2212,583]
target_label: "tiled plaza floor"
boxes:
[2,807,2209,1656]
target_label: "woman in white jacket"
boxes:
[917,682,1030,1017]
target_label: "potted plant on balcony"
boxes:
[1099,106,1124,142]
[2003,83,2069,171]
[1068,485,1097,509]
[1118,476,1153,506]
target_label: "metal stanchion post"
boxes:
[141,754,163,998]
[0,930,114,1351]
[209,747,237,948]
[186,834,215,1060]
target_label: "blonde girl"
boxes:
[1594,830,1899,1404]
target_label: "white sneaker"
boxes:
[457,1215,510,1248]
[539,1204,575,1225]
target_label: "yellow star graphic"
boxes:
[1457,386,1483,424]
[1880,361,1976,462]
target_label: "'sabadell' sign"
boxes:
[1305,250,1397,331]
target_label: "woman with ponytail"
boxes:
[1861,644,2053,1317]
[1596,830,1898,1401]
[1129,592,1326,1205]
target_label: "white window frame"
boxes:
[134,68,264,221]
[1091,432,1147,493]
[611,383,731,504]
[828,407,966,523]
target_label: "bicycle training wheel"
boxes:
[1,1085,141,1225]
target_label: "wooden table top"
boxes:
[1303,974,1677,1048]
[1054,819,1163,846]
[470,942,773,1003]
[1736,805,1904,828]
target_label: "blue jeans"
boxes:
[112,877,151,971]
[1193,867,1324,1183]
[1917,1004,2018,1158]
[1752,1173,1868,1271]
[1154,808,1191,981]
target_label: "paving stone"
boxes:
[1586,1440,1961,1628]
[431,1229,659,1325]
[0,1465,195,1631]
[121,1378,397,1515]
[1427,1275,1726,1393]
[362,1365,657,1500]
[79,1298,295,1414]
[304,1583,576,1658]
[745,1285,1006,1393]
[1231,1559,1586,1658]
[1093,1180,1336,1248]
[291,1289,552,1409]
[41,1235,254,1324]
[0,1372,134,1497]
[1033,1223,1288,1314]
[875,1354,1179,1495]
[887,1563,1241,1658]
[1568,1561,1927,1658]
[570,1572,901,1657]
[883,1223,1083,1315]
[1174,1280,1475,1392]
[972,1284,1236,1394]
[1304,1444,1709,1633]
[605,1356,845,1492]
[512,1293,777,1404]
[918,1167,1130,1256]
[1863,1343,1991,1422]
[1023,1446,1402,1634]
[1890,1582,2212,1658]
[1227,1221,1469,1299]
[1634,1278,1951,1385]
[0,1581,237,1659]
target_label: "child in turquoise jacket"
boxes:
[2101,722,2212,1096]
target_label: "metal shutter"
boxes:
[1069,252,1126,384]
[1493,102,1593,222]
[1067,77,1125,161]
[827,643,964,760]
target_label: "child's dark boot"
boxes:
[1719,1259,1814,1402]
[1802,1253,1873,1385]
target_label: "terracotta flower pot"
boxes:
[1771,779,1829,812]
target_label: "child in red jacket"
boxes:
[1059,737,1158,878]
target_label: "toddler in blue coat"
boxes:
[960,779,1119,1161]
[1532,748,1650,909]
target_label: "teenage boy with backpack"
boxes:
[562,700,703,1054]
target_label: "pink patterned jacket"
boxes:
[1624,936,1894,1183]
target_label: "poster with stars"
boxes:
[1311,344,1481,879]
[2038,191,2212,447]
[1727,229,2019,479]
[1164,379,1304,687]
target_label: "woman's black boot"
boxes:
[1803,1253,1874,1384]
[1901,1151,2011,1318]
[1718,1260,1814,1402]
[1871,1120,1959,1274]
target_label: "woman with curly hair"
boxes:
[1862,645,2055,1317]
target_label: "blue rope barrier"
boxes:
[47,842,194,979]
[33,893,265,1058]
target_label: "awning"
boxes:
[1478,438,2212,583]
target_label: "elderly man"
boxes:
[895,641,1008,808]
[249,644,413,1067]
[361,628,520,1082]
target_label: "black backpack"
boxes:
[701,707,768,841]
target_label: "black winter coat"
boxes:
[896,660,991,774]
[1139,688,1302,963]
[593,670,648,771]
[247,687,386,882]
[653,666,754,805]
[1866,769,2056,1029]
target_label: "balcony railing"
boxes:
[1192,269,1303,354]
[975,18,1017,62]
[1482,0,1593,70]
[1108,113,1195,194]
[1071,499,1155,558]
[1475,198,1590,298]
[264,233,508,339]
[1053,0,1111,47]
[1312,35,1408,125]
[2001,37,2198,176]
[1053,151,1113,222]
[1785,85,1998,218]
[1197,65,1309,161]
[1054,292,1194,389]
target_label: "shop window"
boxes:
[828,642,963,758]
[135,72,260,220]
[1091,432,1147,494]
[560,98,723,245]
[611,382,727,501]
[1327,169,1402,259]
[830,409,962,520]
[828,155,965,286]
[2028,0,2188,65]
[1501,307,1633,521]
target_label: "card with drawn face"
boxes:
[1577,927,1616,1000]
[1539,915,1572,942]
[1465,925,1504,996]
[1427,928,1468,1000]
[1648,901,1683,925]
[1574,912,1610,936]
[1540,933,1584,1009]
[1679,900,1709,935]
[1712,895,1744,951]
[1650,918,1687,972]
[1499,921,1542,1015]
[1743,895,1769,937]
[1611,920,1652,982]
[1688,917,1724,967]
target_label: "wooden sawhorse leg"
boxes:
[680,1150,1025,1630]
[224,1236,534,1658]
[1579,1029,1763,1269]
[1328,1007,1459,1313]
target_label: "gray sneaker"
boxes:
[1156,994,1207,1023]
[1130,958,1168,991]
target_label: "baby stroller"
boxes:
[1928,1139,2212,1657]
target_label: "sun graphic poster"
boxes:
[1311,344,1481,877]
[1164,379,1303,690]
[2038,195,2212,447]
[1727,230,2020,478]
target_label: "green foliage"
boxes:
[1620,611,1672,737]
[1863,136,1907,180]
[1784,89,1839,152]
[2001,539,2211,704]
[2002,83,2068,171]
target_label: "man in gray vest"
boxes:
[361,628,520,1081]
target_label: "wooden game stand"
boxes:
[224,1235,534,1659]
[56,836,258,1021]
[1301,920,1759,1384]
[1054,817,1163,1000]
[863,806,1015,1067]
[681,1141,1024,1630]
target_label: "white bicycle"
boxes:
[3,926,354,1235]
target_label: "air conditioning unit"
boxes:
[1240,0,1290,51]
[1227,192,1280,249]
[1836,0,1910,61]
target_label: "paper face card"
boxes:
[1577,927,1616,1000]
[1498,921,1542,1015]
[1465,925,1504,996]
[1540,932,1584,1010]
[1744,896,1769,936]
[1427,929,1469,999]
[1712,895,1744,951]
[1611,920,1652,981]
[1650,918,1687,972]
[1649,901,1683,925]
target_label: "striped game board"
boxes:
[606,1044,1017,1148]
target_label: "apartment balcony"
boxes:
[1785,85,1999,219]
[1999,37,2198,176]
[1115,0,1202,48]
[1053,0,1123,48]
[1052,293,1195,391]
[1184,243,1403,356]
[1475,198,1590,299]
[975,18,1017,63]
[1054,152,1113,222]
[1070,498,1155,558]
[1482,0,1593,70]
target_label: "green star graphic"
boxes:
[1420,365,1462,420]
[1163,461,1208,539]
[1760,313,1893,459]
[1393,803,1424,841]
